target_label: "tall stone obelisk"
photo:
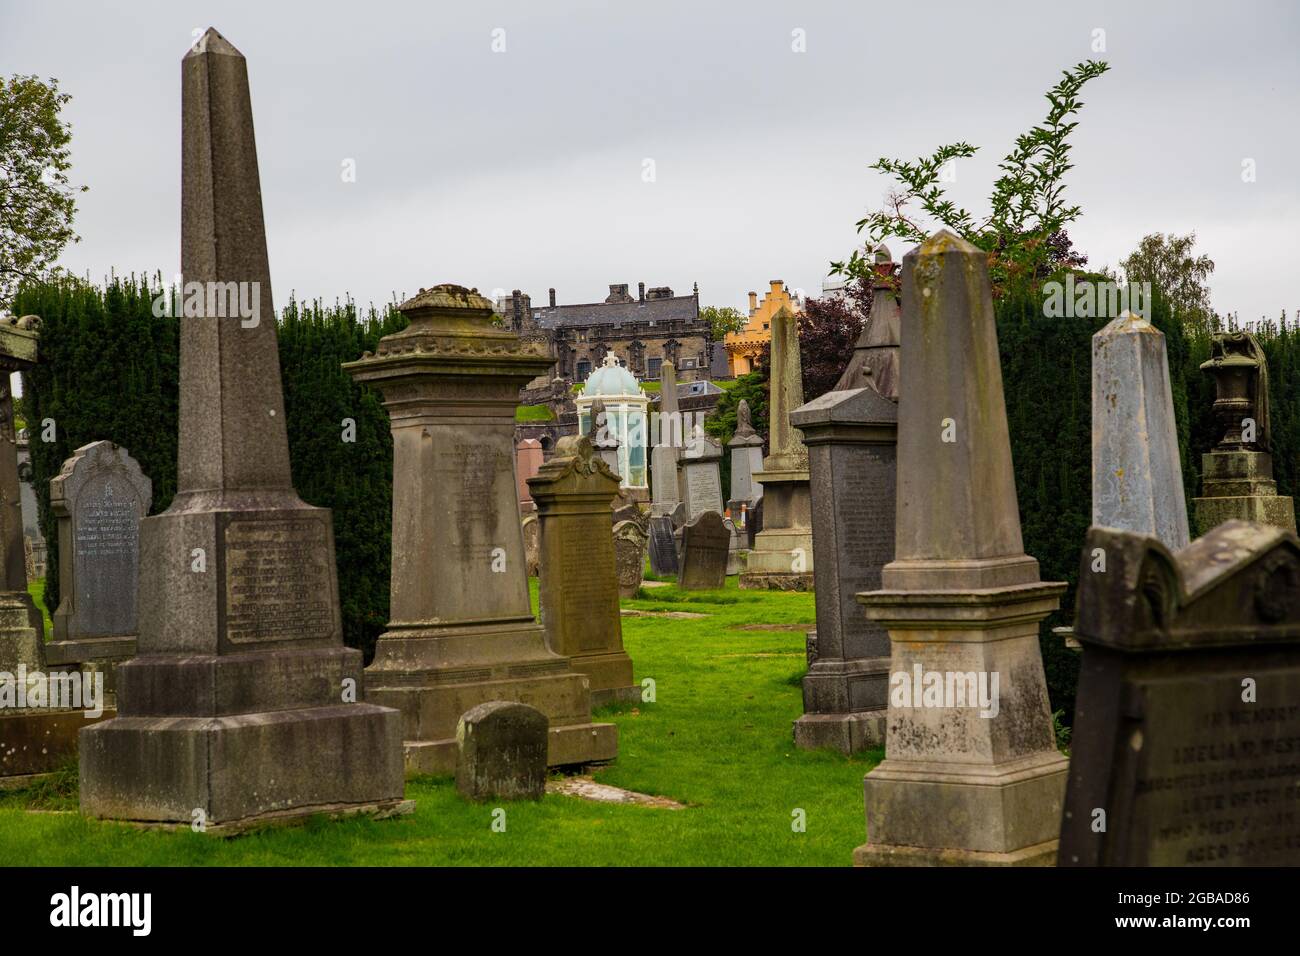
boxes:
[854,230,1067,866]
[79,29,404,826]
[739,307,814,590]
[345,285,618,774]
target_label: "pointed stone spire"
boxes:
[1092,311,1190,549]
[762,306,808,473]
[834,247,900,398]
[886,229,1037,591]
[178,26,292,504]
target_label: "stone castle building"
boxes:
[723,279,803,377]
[504,281,727,386]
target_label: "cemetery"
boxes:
[0,10,1297,887]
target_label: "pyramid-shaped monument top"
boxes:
[185,27,243,58]
[886,228,1039,590]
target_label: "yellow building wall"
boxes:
[724,279,800,377]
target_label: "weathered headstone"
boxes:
[854,230,1067,866]
[613,519,647,598]
[647,514,679,577]
[1193,331,1296,535]
[515,438,543,513]
[45,442,151,699]
[455,701,547,802]
[80,29,405,826]
[680,427,723,521]
[790,276,900,754]
[611,501,646,532]
[677,511,729,590]
[650,360,683,519]
[1062,521,1300,865]
[1092,312,1190,548]
[522,513,540,577]
[528,434,638,706]
[739,307,814,590]
[346,284,616,773]
[727,399,764,505]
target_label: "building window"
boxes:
[576,360,592,380]
[647,357,662,379]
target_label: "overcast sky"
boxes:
[3,0,1297,321]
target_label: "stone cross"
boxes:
[528,434,638,706]
[854,230,1067,866]
[346,284,617,772]
[1063,521,1300,865]
[79,28,404,826]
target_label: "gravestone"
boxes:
[1092,312,1190,548]
[1062,521,1300,865]
[45,442,151,699]
[455,701,547,802]
[739,307,814,590]
[855,230,1067,866]
[650,360,683,519]
[727,399,764,505]
[680,428,723,521]
[515,438,543,513]
[677,511,729,590]
[528,434,638,706]
[647,514,679,577]
[346,284,616,773]
[79,29,405,826]
[613,519,647,598]
[611,502,645,532]
[745,496,763,550]
[790,271,900,754]
[1193,331,1296,535]
[521,513,540,577]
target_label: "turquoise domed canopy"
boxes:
[583,352,643,397]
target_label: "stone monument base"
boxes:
[1193,450,1296,534]
[854,751,1067,867]
[569,648,638,708]
[0,709,111,779]
[795,651,889,753]
[45,635,136,704]
[366,617,618,776]
[80,700,403,824]
[737,476,813,590]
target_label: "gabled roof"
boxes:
[533,294,699,329]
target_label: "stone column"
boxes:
[1193,331,1296,534]
[650,360,683,520]
[528,435,637,706]
[739,307,814,590]
[854,230,1067,866]
[80,29,404,826]
[346,285,617,774]
[791,274,900,754]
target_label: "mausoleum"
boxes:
[575,353,649,493]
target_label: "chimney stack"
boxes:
[549,287,556,307]
[512,289,522,329]
[748,291,758,314]
[638,282,645,302]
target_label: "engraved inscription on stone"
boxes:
[1130,672,1300,865]
[73,473,144,636]
[686,469,722,520]
[560,525,615,651]
[224,517,335,644]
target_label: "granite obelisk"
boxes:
[854,230,1067,866]
[79,29,404,826]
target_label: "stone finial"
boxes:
[886,229,1038,590]
[734,399,757,439]
[1092,311,1189,550]
[587,398,605,440]
[658,360,679,416]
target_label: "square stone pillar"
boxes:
[346,285,617,774]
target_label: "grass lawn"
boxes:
[1,577,879,865]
